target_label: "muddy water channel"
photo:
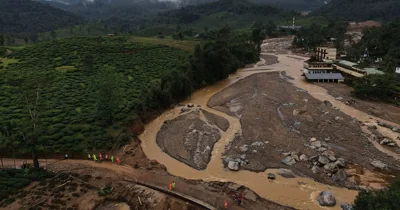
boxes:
[139,54,399,209]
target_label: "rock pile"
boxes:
[280,151,308,166]
[379,138,398,147]
[307,138,348,181]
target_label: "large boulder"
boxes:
[335,158,346,168]
[324,163,337,171]
[228,161,239,171]
[332,169,347,182]
[318,156,330,165]
[317,191,336,207]
[311,141,322,148]
[371,160,388,170]
[281,156,296,166]
[239,144,249,152]
[312,166,323,174]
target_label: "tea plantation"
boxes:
[0,36,191,153]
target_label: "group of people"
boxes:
[168,182,176,191]
[223,193,243,209]
[88,153,121,164]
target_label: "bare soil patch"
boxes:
[156,110,221,170]
[260,54,279,66]
[208,72,400,187]
[317,83,400,124]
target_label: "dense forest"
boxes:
[352,179,400,210]
[348,21,400,73]
[0,0,82,37]
[292,19,348,50]
[314,0,400,21]
[0,27,263,167]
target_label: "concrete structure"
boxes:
[333,60,385,77]
[277,17,303,30]
[396,67,400,74]
[316,47,337,61]
[303,57,344,83]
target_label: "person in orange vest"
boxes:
[116,157,121,165]
[224,200,228,209]
[99,153,103,161]
[169,183,172,191]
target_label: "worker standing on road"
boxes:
[224,200,228,209]
[111,155,114,163]
[105,154,109,161]
[88,154,91,160]
[99,153,103,161]
[93,154,97,161]
[172,182,176,189]
[169,183,172,191]
[116,157,121,164]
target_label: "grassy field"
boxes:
[0,36,194,152]
[0,58,19,69]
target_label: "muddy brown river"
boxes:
[139,54,399,209]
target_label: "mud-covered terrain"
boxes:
[156,109,222,170]
[318,83,400,123]
[208,72,400,187]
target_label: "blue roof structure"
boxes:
[305,73,344,80]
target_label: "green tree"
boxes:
[0,120,22,169]
[20,86,44,169]
[24,37,29,45]
[94,67,123,124]
[353,179,400,210]
[29,34,38,43]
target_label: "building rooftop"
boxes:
[305,73,345,80]
[338,60,359,67]
[363,67,385,75]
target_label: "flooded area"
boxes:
[139,53,399,209]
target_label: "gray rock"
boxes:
[277,169,296,178]
[187,103,194,108]
[293,155,300,162]
[335,116,343,121]
[281,156,296,166]
[380,138,391,145]
[328,156,337,162]
[325,137,331,141]
[388,143,397,147]
[282,152,291,156]
[240,154,246,160]
[251,141,264,146]
[318,156,330,165]
[322,150,335,157]
[228,161,239,171]
[228,183,242,191]
[244,190,258,201]
[317,191,336,207]
[324,163,337,171]
[371,160,388,170]
[180,107,190,113]
[335,97,343,101]
[312,166,323,174]
[335,158,346,168]
[311,140,322,148]
[332,169,347,182]
[341,203,353,210]
[239,144,249,152]
[310,137,317,142]
[299,154,307,161]
[309,155,319,161]
[317,147,327,152]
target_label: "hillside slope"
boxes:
[314,0,400,21]
[0,0,82,36]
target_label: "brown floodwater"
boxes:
[139,54,399,209]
